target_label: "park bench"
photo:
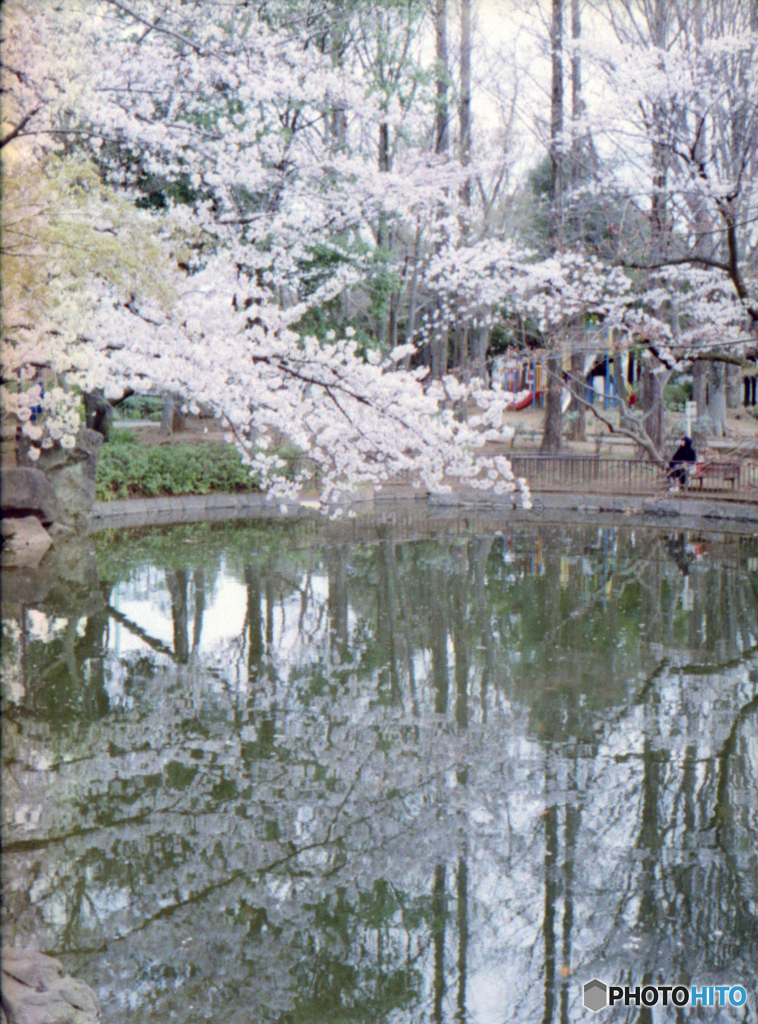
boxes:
[691,460,741,490]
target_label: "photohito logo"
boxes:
[582,979,748,1013]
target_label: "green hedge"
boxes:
[96,441,261,501]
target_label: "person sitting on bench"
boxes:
[667,435,697,488]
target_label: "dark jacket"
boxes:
[670,437,697,466]
[667,437,697,483]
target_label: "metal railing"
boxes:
[509,455,758,498]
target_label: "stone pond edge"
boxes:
[88,488,758,535]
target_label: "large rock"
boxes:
[19,430,103,524]
[1,948,99,1024]
[0,469,64,526]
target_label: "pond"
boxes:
[2,512,758,1023]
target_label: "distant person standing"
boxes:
[667,435,697,488]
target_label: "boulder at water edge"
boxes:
[1,948,100,1024]
[19,429,103,525]
[0,468,64,526]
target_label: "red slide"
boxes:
[505,390,543,411]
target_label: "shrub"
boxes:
[96,441,261,501]
[117,394,164,421]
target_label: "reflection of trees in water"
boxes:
[4,584,113,723]
[2,523,758,1022]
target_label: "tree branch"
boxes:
[621,255,732,274]
[102,0,203,54]
[542,358,666,465]
[689,351,757,372]
[0,106,43,149]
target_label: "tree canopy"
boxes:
[2,0,756,476]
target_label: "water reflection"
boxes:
[2,517,758,1023]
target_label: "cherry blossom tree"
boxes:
[1,152,176,454]
[1,0,531,505]
[4,0,754,487]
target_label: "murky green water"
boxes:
[3,515,758,1023]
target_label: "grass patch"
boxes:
[107,427,139,445]
[96,441,261,501]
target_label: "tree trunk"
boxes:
[568,0,583,241]
[707,360,727,437]
[570,349,586,440]
[649,0,670,262]
[430,0,449,380]
[540,355,563,453]
[540,0,565,455]
[84,389,113,439]
[640,361,664,454]
[548,0,564,250]
[613,351,632,430]
[726,363,740,409]
[402,231,422,368]
[379,120,390,173]
[455,0,473,378]
[435,0,449,156]
[692,359,708,448]
[431,329,448,380]
[471,325,490,384]
[453,323,469,378]
[330,105,347,152]
[377,118,392,347]
[692,360,707,417]
[459,0,472,214]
